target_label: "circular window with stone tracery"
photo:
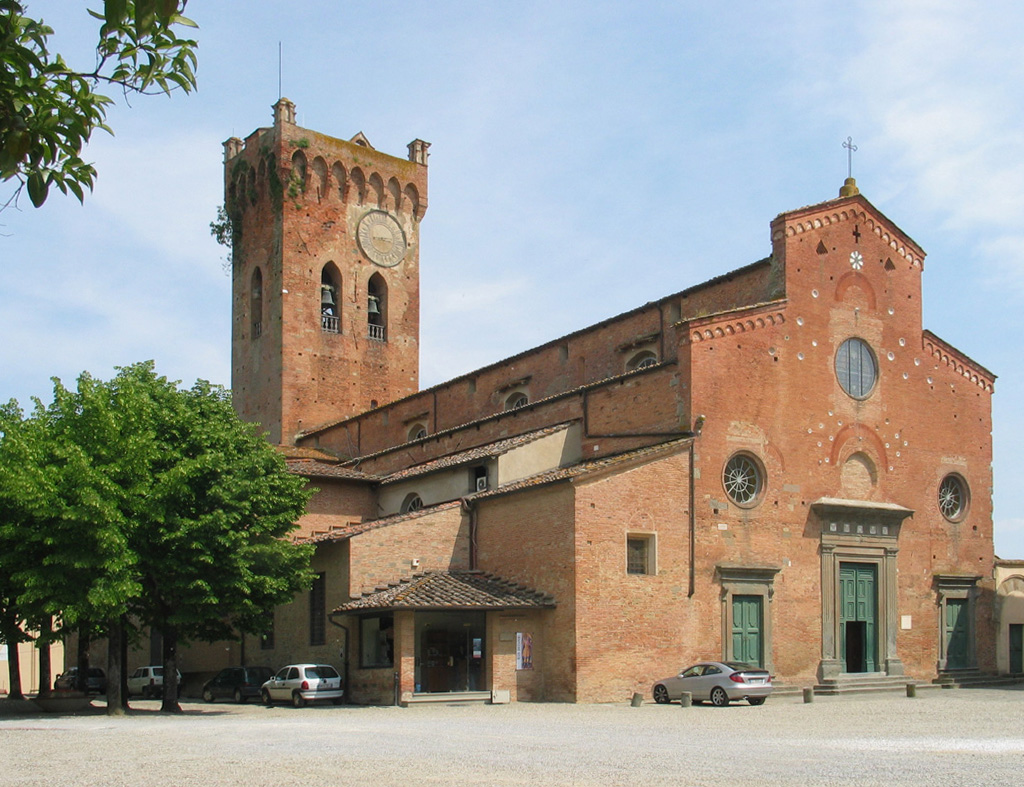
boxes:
[722,453,765,508]
[938,474,969,522]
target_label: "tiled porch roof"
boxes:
[334,570,556,613]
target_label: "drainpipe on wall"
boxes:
[689,415,705,599]
[462,497,478,570]
[689,441,696,598]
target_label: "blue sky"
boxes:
[3,1,1024,557]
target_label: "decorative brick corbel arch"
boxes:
[830,423,888,470]
[834,271,877,311]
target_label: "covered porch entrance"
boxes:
[415,611,486,693]
[332,569,556,705]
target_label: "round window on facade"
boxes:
[723,453,765,507]
[835,337,878,399]
[938,474,969,522]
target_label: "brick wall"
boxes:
[475,484,577,701]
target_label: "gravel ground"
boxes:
[1,686,1022,786]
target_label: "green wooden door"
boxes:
[945,598,970,670]
[732,595,763,667]
[839,563,877,672]
[1010,624,1023,674]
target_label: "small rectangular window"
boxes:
[627,535,655,575]
[359,614,395,668]
[309,573,326,646]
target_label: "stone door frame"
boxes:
[934,574,981,673]
[716,564,781,674]
[812,498,913,683]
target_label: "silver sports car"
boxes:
[652,661,772,706]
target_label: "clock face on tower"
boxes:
[357,210,407,267]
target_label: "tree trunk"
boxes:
[6,639,24,701]
[105,619,125,716]
[2,610,25,701]
[75,632,90,693]
[120,621,130,710]
[36,616,52,699]
[160,624,181,713]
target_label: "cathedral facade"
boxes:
[221,100,996,703]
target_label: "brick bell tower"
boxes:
[224,99,429,444]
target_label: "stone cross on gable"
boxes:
[843,136,858,179]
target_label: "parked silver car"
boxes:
[127,665,182,698]
[260,664,343,707]
[652,661,772,706]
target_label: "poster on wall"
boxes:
[516,632,533,670]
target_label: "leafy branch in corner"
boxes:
[0,0,198,211]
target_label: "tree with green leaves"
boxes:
[3,363,314,714]
[1,0,198,209]
[0,400,59,701]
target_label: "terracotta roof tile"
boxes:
[378,423,573,483]
[286,458,381,482]
[276,445,342,461]
[334,570,556,612]
[297,500,462,544]
[468,435,695,499]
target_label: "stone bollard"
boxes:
[802,687,814,703]
[906,683,917,698]
[679,691,692,708]
[631,692,644,707]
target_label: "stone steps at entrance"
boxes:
[404,690,492,705]
[932,671,1024,689]
[812,674,923,696]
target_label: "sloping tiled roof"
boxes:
[335,570,556,613]
[297,500,463,545]
[468,434,694,500]
[286,458,382,482]
[378,423,573,484]
[277,444,341,461]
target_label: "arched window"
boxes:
[626,350,658,372]
[505,392,529,411]
[290,150,307,196]
[403,183,420,220]
[350,167,366,205]
[408,423,428,442]
[367,273,387,342]
[387,177,401,210]
[368,172,384,208]
[400,493,423,514]
[311,156,328,200]
[321,264,340,334]
[250,267,263,339]
[332,162,347,201]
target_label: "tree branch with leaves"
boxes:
[0,0,198,209]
